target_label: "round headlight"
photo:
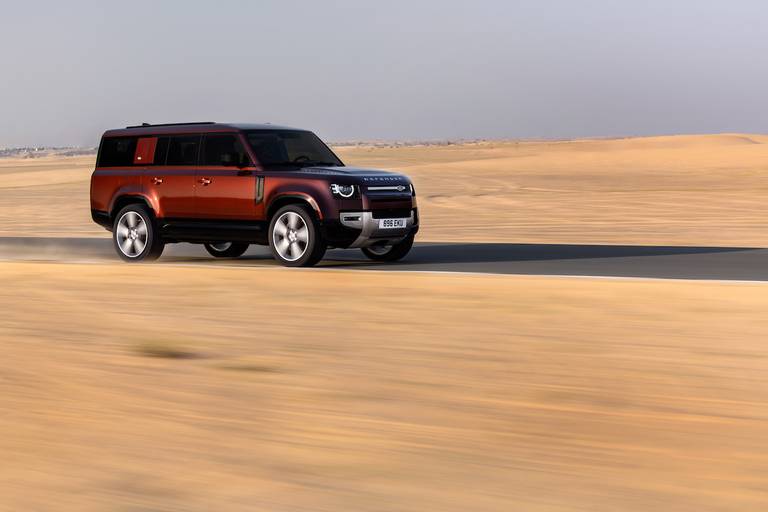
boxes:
[331,184,355,198]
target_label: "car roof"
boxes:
[102,122,306,138]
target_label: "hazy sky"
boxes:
[1,0,766,147]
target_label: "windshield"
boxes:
[245,130,343,167]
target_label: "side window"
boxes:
[166,135,201,166]
[202,134,250,166]
[98,137,137,167]
[151,137,170,165]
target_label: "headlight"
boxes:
[330,183,356,198]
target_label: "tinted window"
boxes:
[98,137,137,167]
[166,135,201,165]
[202,134,250,166]
[151,137,170,165]
[245,130,342,167]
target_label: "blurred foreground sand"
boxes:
[1,262,767,511]
[1,133,768,246]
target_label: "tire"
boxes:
[361,233,415,262]
[112,204,164,262]
[268,204,326,267]
[203,242,249,258]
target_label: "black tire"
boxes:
[203,242,249,258]
[361,233,415,262]
[112,204,164,262]
[268,204,326,267]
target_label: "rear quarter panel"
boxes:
[90,168,147,214]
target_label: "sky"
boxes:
[1,0,766,147]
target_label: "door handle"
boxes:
[199,178,212,185]
[152,177,163,185]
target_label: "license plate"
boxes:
[379,218,407,229]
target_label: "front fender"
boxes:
[265,178,337,220]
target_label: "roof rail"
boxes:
[126,122,216,129]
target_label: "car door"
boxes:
[145,135,199,218]
[195,133,263,220]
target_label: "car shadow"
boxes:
[317,242,761,267]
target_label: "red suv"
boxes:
[90,122,418,266]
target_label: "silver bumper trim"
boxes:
[340,211,415,248]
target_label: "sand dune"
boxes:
[2,134,767,246]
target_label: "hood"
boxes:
[292,166,411,184]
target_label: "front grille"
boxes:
[366,185,408,192]
[370,208,412,219]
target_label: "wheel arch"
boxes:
[109,195,155,224]
[266,194,322,222]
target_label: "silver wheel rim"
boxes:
[209,242,232,252]
[116,211,148,258]
[367,243,391,255]
[273,212,309,262]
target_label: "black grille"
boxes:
[371,208,412,219]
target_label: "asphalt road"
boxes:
[0,236,765,281]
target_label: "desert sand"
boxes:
[1,135,768,511]
[1,263,767,511]
[1,134,768,245]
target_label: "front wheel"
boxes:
[204,242,249,258]
[112,204,164,262]
[268,204,326,267]
[361,233,415,262]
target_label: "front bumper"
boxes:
[321,209,418,248]
[340,210,417,248]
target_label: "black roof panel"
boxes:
[104,122,306,138]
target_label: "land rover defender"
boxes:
[90,123,418,266]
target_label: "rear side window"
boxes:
[166,135,201,165]
[202,134,250,166]
[98,137,137,167]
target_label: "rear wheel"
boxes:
[268,204,326,267]
[361,233,415,262]
[112,204,164,262]
[204,242,249,258]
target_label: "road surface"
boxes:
[0,237,765,281]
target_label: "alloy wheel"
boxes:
[272,211,309,261]
[116,211,148,258]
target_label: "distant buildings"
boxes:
[0,147,97,158]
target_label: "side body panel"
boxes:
[144,167,197,218]
[194,167,262,219]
